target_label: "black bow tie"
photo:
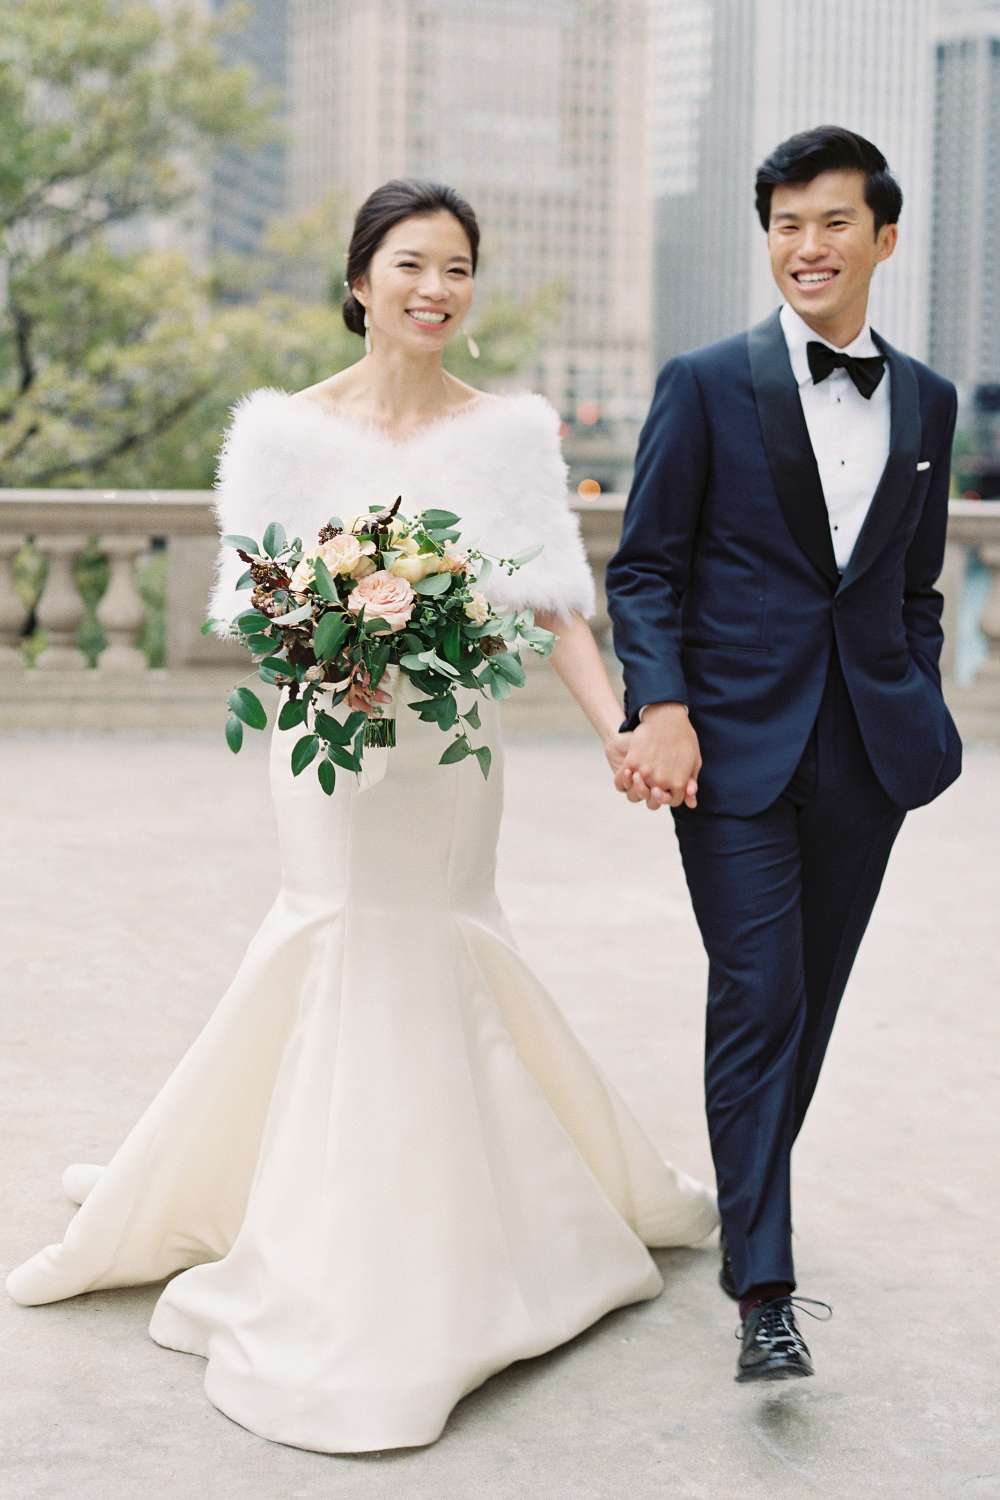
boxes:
[806,340,886,400]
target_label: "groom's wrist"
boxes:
[639,701,689,721]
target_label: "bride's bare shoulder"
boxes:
[287,370,357,416]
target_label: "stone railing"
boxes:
[1,489,998,736]
[0,489,624,731]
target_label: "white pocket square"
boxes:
[916,460,931,471]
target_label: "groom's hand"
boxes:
[614,703,701,810]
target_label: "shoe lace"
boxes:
[735,1295,833,1348]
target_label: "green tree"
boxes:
[0,0,274,485]
[1,0,559,494]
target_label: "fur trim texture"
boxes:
[206,389,595,635]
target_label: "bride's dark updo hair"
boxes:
[342,179,480,337]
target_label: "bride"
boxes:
[6,178,717,1454]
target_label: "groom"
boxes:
[605,125,961,1383]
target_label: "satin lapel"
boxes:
[747,311,840,589]
[837,333,921,593]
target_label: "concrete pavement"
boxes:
[1,730,998,1499]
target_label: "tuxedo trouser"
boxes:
[671,652,906,1297]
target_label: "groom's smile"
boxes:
[767,167,897,347]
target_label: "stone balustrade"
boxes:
[1,488,998,737]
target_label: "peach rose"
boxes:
[315,532,377,580]
[464,592,490,626]
[346,569,415,633]
[443,542,469,574]
[290,558,315,593]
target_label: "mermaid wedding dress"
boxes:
[6,390,717,1453]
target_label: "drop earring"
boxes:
[464,328,480,360]
[364,310,372,356]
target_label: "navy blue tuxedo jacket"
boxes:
[606,309,962,815]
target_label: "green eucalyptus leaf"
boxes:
[420,509,461,529]
[277,602,314,627]
[474,557,493,588]
[439,735,471,765]
[291,734,320,776]
[462,701,482,730]
[225,713,244,753]
[409,697,444,722]
[492,652,526,687]
[474,745,492,780]
[228,686,268,729]
[222,534,259,553]
[414,571,452,597]
[244,632,276,654]
[317,759,336,795]
[237,611,273,634]
[344,710,368,737]
[235,569,254,591]
[314,610,350,660]
[278,698,307,730]
[510,543,544,567]
[439,693,458,729]
[424,651,460,678]
[315,710,352,745]
[312,555,339,603]
[263,522,286,558]
[326,742,359,772]
[442,620,462,666]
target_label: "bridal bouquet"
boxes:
[204,499,555,792]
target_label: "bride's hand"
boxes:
[346,664,392,715]
[603,731,633,778]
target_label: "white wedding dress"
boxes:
[6,391,717,1454]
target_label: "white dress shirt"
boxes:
[779,302,891,573]
[637,305,892,720]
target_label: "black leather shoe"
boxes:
[719,1233,738,1301]
[735,1296,831,1384]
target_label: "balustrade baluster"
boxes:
[96,536,149,671]
[0,535,27,668]
[34,535,88,670]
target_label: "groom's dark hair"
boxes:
[754,125,903,236]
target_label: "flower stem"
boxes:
[365,718,396,749]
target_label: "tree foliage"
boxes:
[1,0,557,490]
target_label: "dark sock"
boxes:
[739,1282,793,1321]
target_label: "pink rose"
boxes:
[346,569,415,633]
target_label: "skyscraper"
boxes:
[210,0,290,268]
[120,0,290,275]
[748,0,935,352]
[649,0,754,365]
[650,0,936,363]
[929,0,1000,387]
[289,0,652,419]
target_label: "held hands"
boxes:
[612,702,701,811]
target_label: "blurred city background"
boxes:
[2,0,999,727]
